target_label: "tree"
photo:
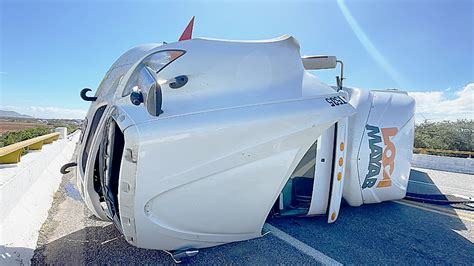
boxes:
[414,119,473,156]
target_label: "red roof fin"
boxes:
[179,16,195,41]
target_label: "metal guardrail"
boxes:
[414,148,473,158]
[0,132,61,164]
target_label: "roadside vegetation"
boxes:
[414,119,473,157]
[46,120,79,135]
[0,127,52,147]
[0,119,80,148]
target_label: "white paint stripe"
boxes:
[264,224,342,265]
[408,180,473,194]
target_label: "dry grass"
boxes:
[0,121,45,134]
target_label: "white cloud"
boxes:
[1,105,87,119]
[408,83,474,122]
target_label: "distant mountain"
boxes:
[0,110,34,118]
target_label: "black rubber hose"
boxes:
[60,162,77,174]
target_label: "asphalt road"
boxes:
[31,167,474,264]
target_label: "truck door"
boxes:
[274,118,348,223]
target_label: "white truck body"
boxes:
[76,33,415,252]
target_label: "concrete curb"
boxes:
[412,154,474,175]
[0,131,80,265]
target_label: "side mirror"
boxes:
[302,55,345,91]
[145,82,163,116]
[130,66,163,116]
[301,56,337,70]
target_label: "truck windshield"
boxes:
[81,105,107,173]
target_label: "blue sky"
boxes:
[0,0,472,120]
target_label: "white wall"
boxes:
[412,154,474,175]
[54,127,68,139]
[0,131,79,265]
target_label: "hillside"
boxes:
[0,110,34,119]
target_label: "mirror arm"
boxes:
[336,60,344,91]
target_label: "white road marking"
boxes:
[408,180,473,194]
[264,224,342,265]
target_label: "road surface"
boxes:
[30,166,473,264]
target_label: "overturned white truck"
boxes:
[73,21,415,256]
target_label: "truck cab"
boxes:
[75,34,414,252]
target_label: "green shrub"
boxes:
[46,121,78,135]
[0,127,53,147]
[415,119,473,156]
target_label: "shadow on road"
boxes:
[268,168,474,264]
[31,223,317,265]
[1,245,34,265]
[407,169,474,211]
[31,168,473,264]
[31,224,173,264]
